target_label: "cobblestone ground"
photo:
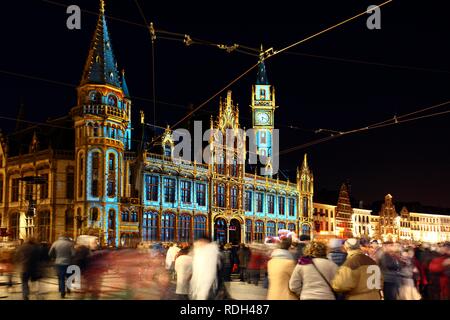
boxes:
[0,272,268,300]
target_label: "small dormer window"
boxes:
[164,145,172,157]
[89,91,101,104]
[109,72,114,79]
[107,95,117,107]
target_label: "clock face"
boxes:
[256,111,270,125]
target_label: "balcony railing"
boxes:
[72,104,127,120]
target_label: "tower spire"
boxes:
[80,0,121,88]
[256,59,269,85]
[121,69,130,97]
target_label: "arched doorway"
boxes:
[301,224,311,237]
[229,218,241,245]
[214,217,227,245]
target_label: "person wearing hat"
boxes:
[332,238,383,300]
[327,239,347,267]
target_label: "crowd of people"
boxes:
[0,232,449,300]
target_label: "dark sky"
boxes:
[1,0,449,207]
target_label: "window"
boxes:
[108,95,117,107]
[288,223,296,232]
[37,211,50,242]
[214,218,227,245]
[196,183,206,206]
[161,213,175,242]
[66,169,74,199]
[180,181,191,204]
[231,186,238,209]
[194,215,207,240]
[11,178,20,202]
[25,183,33,201]
[266,221,276,237]
[130,211,137,223]
[9,212,20,240]
[217,154,225,174]
[278,196,285,215]
[39,174,49,199]
[122,211,129,222]
[93,125,99,137]
[244,191,252,212]
[260,88,266,100]
[146,175,159,202]
[142,212,158,241]
[78,154,84,198]
[90,207,99,227]
[254,220,264,242]
[302,224,310,236]
[256,192,263,213]
[164,145,172,157]
[217,184,225,207]
[164,178,176,203]
[267,195,274,214]
[108,209,116,246]
[65,209,74,236]
[278,222,286,231]
[260,131,266,144]
[302,197,308,217]
[288,198,295,216]
[91,152,100,197]
[245,219,253,243]
[178,215,191,242]
[231,158,238,176]
[0,176,3,203]
[107,154,116,198]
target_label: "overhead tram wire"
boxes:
[161,0,394,143]
[277,99,450,156]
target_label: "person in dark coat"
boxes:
[379,242,401,300]
[15,237,42,300]
[220,243,233,282]
[237,243,250,282]
[327,239,347,266]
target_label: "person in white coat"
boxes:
[289,241,338,300]
[174,246,193,300]
[165,243,180,280]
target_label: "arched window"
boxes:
[193,215,206,240]
[277,222,286,232]
[89,91,101,104]
[266,221,276,237]
[130,211,137,223]
[78,153,84,198]
[217,154,225,174]
[217,184,225,207]
[302,197,308,217]
[142,212,158,241]
[66,167,74,200]
[301,224,310,236]
[93,124,100,137]
[108,209,116,246]
[164,144,172,158]
[90,207,99,227]
[254,220,264,243]
[107,153,116,198]
[245,219,253,243]
[160,213,175,242]
[214,218,227,245]
[178,215,191,242]
[121,211,129,222]
[288,223,296,232]
[91,152,100,197]
[231,157,238,176]
[230,186,238,209]
[107,95,118,107]
[37,211,50,242]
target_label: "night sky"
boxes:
[0,0,449,208]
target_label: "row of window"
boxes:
[141,213,207,242]
[145,176,207,206]
[8,211,50,242]
[5,176,50,203]
[244,220,306,243]
[244,191,295,216]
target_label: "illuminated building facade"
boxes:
[352,208,372,238]
[0,1,314,246]
[312,203,336,239]
[335,183,353,238]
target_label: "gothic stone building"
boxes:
[0,1,314,247]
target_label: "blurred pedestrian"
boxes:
[189,237,221,300]
[237,243,250,282]
[247,244,265,286]
[267,237,297,300]
[327,238,347,266]
[165,243,180,280]
[379,241,401,300]
[15,237,42,300]
[220,243,233,282]
[289,241,338,300]
[332,238,382,300]
[398,247,421,300]
[291,235,310,261]
[428,243,450,300]
[48,233,75,298]
[174,246,192,300]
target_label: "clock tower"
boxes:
[251,57,277,170]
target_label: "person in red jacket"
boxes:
[428,243,450,300]
[247,244,266,286]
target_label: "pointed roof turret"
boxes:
[121,69,130,97]
[301,153,309,171]
[80,0,121,88]
[256,45,269,85]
